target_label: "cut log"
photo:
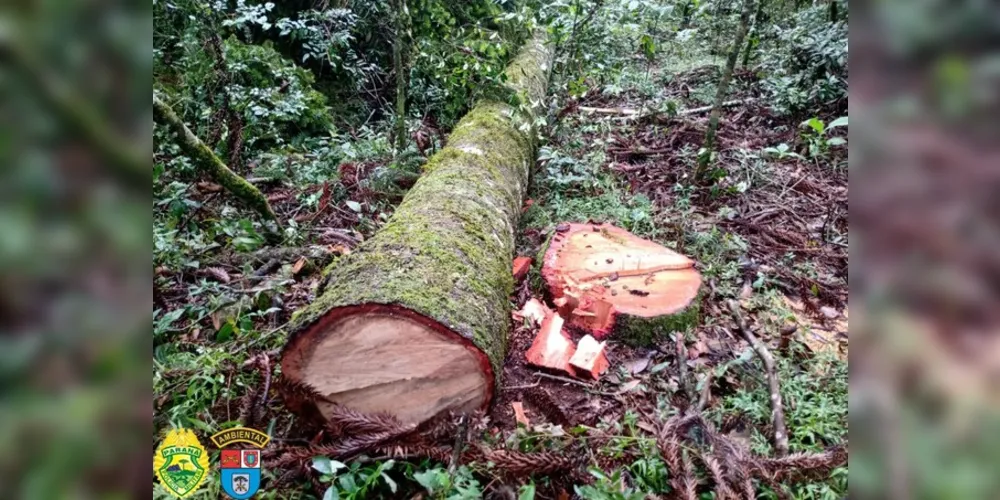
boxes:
[512,256,533,282]
[569,335,610,380]
[279,34,553,427]
[525,313,576,376]
[541,223,702,345]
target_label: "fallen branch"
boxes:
[579,98,754,122]
[153,95,281,240]
[532,371,595,388]
[729,300,789,457]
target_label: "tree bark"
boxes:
[280,34,553,427]
[695,0,756,182]
[153,95,280,236]
[742,0,765,68]
[392,0,409,155]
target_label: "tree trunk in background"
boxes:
[393,0,409,155]
[695,0,755,182]
[679,0,694,30]
[153,95,281,238]
[280,34,553,427]
[741,0,765,68]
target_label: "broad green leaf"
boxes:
[827,116,849,129]
[215,321,235,342]
[518,483,536,500]
[312,456,346,475]
[322,486,337,500]
[802,117,825,134]
[826,137,847,146]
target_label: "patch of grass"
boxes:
[523,189,658,238]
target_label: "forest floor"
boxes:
[154,48,848,499]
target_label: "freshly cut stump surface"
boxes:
[541,223,702,342]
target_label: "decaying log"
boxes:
[280,34,553,427]
[540,223,702,345]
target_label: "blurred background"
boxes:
[0,0,997,497]
[850,0,1000,498]
[0,0,151,498]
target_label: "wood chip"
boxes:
[569,335,610,380]
[512,402,530,426]
[526,313,576,376]
[512,256,533,282]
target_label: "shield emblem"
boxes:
[220,449,262,499]
[154,428,210,499]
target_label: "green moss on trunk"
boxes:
[615,300,701,347]
[288,33,553,379]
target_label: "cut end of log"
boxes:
[280,304,494,427]
[542,223,702,341]
[525,313,576,375]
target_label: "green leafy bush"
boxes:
[761,3,847,115]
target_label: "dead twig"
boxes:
[579,98,754,121]
[447,416,469,476]
[728,300,789,457]
[533,371,595,387]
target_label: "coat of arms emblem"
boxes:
[211,427,270,499]
[153,428,210,498]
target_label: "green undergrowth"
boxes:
[513,26,847,498]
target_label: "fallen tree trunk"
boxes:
[280,34,553,427]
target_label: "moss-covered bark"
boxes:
[615,300,701,347]
[153,95,280,237]
[287,33,553,379]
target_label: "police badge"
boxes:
[153,428,210,498]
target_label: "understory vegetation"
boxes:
[154,0,848,498]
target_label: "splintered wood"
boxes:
[525,313,576,376]
[512,256,533,282]
[514,298,551,326]
[569,335,609,380]
[541,223,702,339]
